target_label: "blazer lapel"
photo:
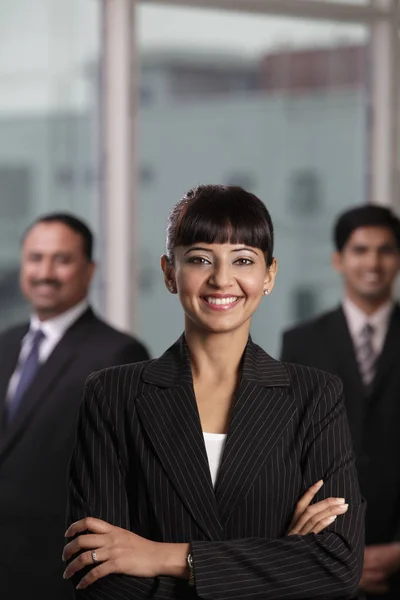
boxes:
[139,336,294,535]
[138,337,223,541]
[325,308,367,450]
[0,325,28,419]
[329,308,365,395]
[215,340,293,525]
[0,309,94,460]
[369,303,400,403]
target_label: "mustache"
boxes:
[31,279,62,288]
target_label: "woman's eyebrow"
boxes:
[231,247,258,256]
[183,246,259,256]
[183,247,213,255]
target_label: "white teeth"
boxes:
[205,296,238,305]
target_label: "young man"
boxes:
[0,213,149,600]
[281,205,400,599]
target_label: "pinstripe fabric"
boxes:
[67,335,365,599]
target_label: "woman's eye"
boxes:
[235,258,254,266]
[188,257,210,265]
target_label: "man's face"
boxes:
[333,226,400,304]
[20,222,95,320]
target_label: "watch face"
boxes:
[188,553,194,568]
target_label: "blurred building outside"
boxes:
[1,0,398,357]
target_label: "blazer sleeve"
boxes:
[66,372,161,600]
[191,376,366,600]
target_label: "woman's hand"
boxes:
[63,517,163,590]
[287,480,349,535]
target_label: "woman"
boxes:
[63,185,365,599]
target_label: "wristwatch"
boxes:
[187,553,195,587]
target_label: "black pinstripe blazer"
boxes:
[67,335,365,600]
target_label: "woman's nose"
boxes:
[208,264,233,288]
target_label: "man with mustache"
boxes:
[0,213,149,600]
[281,205,400,599]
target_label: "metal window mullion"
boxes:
[101,0,138,332]
[369,0,400,207]
[139,0,393,23]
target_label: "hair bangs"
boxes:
[177,212,269,254]
[166,185,274,265]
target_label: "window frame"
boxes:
[100,0,400,331]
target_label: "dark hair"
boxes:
[334,205,400,252]
[166,185,274,266]
[23,213,94,261]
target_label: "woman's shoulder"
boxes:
[86,336,188,396]
[246,340,344,414]
[281,359,344,411]
[283,359,342,387]
[86,357,155,398]
[249,339,342,397]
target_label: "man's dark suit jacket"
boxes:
[67,335,365,600]
[0,307,149,600]
[281,305,400,599]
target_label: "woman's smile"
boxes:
[200,294,243,311]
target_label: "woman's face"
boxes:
[162,243,277,335]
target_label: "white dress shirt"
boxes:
[342,297,393,356]
[203,431,227,487]
[6,298,89,401]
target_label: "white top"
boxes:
[203,432,227,487]
[342,297,393,355]
[6,298,89,401]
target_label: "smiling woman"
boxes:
[161,186,277,338]
[64,184,365,599]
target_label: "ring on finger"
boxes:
[91,549,100,564]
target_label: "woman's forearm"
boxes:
[157,542,190,579]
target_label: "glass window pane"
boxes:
[137,4,369,358]
[0,0,101,329]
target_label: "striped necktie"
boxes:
[6,328,45,423]
[356,323,376,389]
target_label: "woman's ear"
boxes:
[161,254,177,294]
[263,258,278,295]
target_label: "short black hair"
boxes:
[334,205,400,252]
[166,184,274,266]
[23,213,94,261]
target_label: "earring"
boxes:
[168,283,176,293]
[263,289,269,296]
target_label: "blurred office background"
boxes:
[1,0,398,357]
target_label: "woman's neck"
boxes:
[184,324,250,382]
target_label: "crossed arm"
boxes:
[63,480,349,588]
[64,374,364,599]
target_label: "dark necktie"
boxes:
[7,329,45,423]
[356,323,376,389]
